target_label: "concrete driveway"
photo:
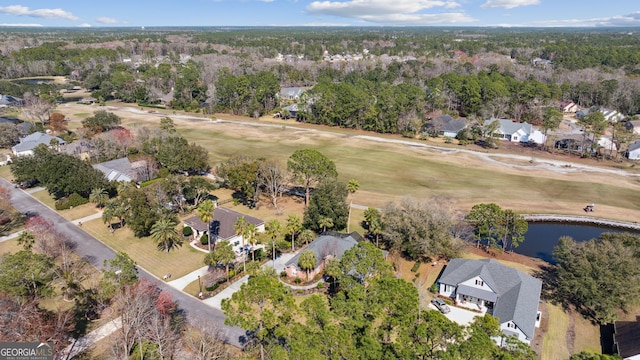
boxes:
[430,303,482,326]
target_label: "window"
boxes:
[507,322,515,329]
[475,279,484,286]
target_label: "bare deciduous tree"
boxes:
[21,93,52,126]
[182,322,230,360]
[257,159,289,210]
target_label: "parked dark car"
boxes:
[431,298,451,314]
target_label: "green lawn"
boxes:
[172,121,640,218]
[541,303,571,359]
[29,189,98,221]
[0,165,13,181]
[81,218,205,279]
[0,238,22,256]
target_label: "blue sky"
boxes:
[0,1,639,27]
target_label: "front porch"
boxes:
[453,284,496,314]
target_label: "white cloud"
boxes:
[0,5,77,20]
[361,12,475,24]
[306,0,473,24]
[481,0,539,9]
[77,23,92,28]
[500,12,640,27]
[0,23,42,27]
[96,17,119,24]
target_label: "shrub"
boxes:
[205,283,219,292]
[55,193,89,210]
[410,261,422,272]
[200,234,208,246]
[280,271,287,277]
[294,278,302,284]
[317,282,324,289]
[182,226,193,237]
[429,283,439,294]
[228,269,235,278]
[253,248,265,261]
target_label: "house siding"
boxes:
[500,321,530,344]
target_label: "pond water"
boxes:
[515,222,638,263]
[12,78,54,85]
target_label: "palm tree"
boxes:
[299,229,315,247]
[204,240,236,282]
[245,223,258,261]
[286,214,302,251]
[298,250,316,281]
[102,204,114,230]
[369,218,382,248]
[346,179,359,232]
[319,217,334,233]
[234,216,248,272]
[17,231,35,250]
[89,187,109,208]
[197,199,215,252]
[150,217,183,252]
[265,219,282,266]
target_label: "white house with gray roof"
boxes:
[437,258,542,345]
[484,118,546,145]
[627,141,640,160]
[12,131,65,157]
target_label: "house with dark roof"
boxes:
[625,120,640,135]
[614,315,640,360]
[12,131,65,157]
[92,157,148,182]
[484,118,546,144]
[284,233,360,280]
[421,115,468,138]
[0,94,24,107]
[437,258,542,345]
[183,206,264,253]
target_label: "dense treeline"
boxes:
[553,232,640,324]
[4,27,640,134]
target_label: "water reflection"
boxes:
[516,223,638,263]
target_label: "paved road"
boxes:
[1,178,246,348]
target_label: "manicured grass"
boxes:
[29,189,98,220]
[572,314,602,354]
[82,218,205,279]
[541,303,571,359]
[183,278,201,296]
[173,121,640,219]
[0,165,13,181]
[0,238,22,256]
[30,189,56,208]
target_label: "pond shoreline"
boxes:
[523,214,640,231]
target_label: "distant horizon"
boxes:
[0,2,639,28]
[1,25,640,30]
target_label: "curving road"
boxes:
[0,177,246,348]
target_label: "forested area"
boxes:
[2,28,640,133]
